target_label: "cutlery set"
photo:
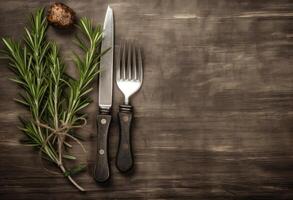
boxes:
[94,6,143,183]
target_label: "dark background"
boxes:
[1,0,293,199]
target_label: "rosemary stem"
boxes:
[59,165,85,192]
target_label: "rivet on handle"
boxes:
[99,149,105,155]
[101,118,107,124]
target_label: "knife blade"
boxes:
[94,6,114,183]
[99,6,114,111]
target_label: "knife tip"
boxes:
[107,5,112,12]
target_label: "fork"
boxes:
[115,41,143,172]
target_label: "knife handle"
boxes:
[116,104,134,172]
[94,112,111,183]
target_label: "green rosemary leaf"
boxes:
[14,98,30,107]
[74,36,87,52]
[63,154,76,160]
[64,164,87,177]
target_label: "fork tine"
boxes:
[121,41,126,80]
[132,43,137,80]
[116,45,121,81]
[127,41,132,80]
[138,47,143,82]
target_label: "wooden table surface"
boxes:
[1,0,293,199]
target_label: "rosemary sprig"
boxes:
[1,9,103,191]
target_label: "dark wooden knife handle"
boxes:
[116,105,134,172]
[94,113,111,182]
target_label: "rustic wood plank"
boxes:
[1,0,293,199]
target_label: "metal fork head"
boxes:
[116,41,143,105]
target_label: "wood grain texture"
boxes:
[1,0,293,199]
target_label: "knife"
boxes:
[94,6,114,183]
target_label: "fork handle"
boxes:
[94,112,111,183]
[116,104,134,172]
